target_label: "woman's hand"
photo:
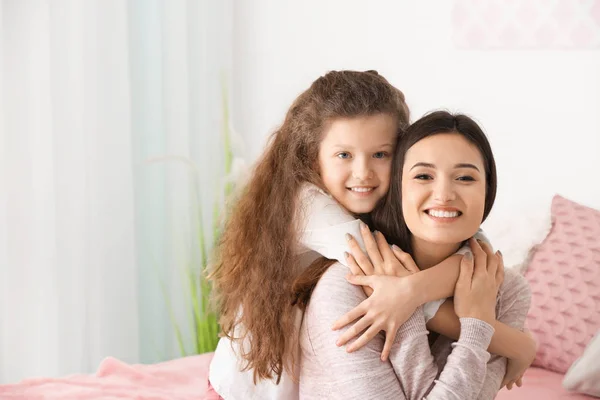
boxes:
[335,224,421,361]
[454,238,504,326]
[345,221,419,280]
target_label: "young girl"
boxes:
[295,111,532,399]
[208,72,532,399]
[209,70,411,399]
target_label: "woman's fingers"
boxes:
[496,250,505,288]
[335,314,373,347]
[391,245,419,274]
[345,273,374,287]
[346,233,374,275]
[457,251,474,289]
[346,324,381,353]
[381,326,398,362]
[331,299,369,331]
[359,222,383,269]
[373,231,396,266]
[469,238,487,278]
[479,240,498,277]
[344,252,365,276]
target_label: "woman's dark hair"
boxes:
[371,110,497,255]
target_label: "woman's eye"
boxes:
[415,174,432,180]
[337,152,351,159]
[457,176,475,182]
[373,151,388,159]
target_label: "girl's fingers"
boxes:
[346,323,381,353]
[359,222,383,268]
[344,252,364,276]
[331,300,368,331]
[516,377,523,387]
[347,234,374,275]
[335,314,373,347]
[392,245,419,274]
[381,326,398,362]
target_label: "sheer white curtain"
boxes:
[0,0,232,384]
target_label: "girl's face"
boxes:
[401,133,486,248]
[318,114,397,214]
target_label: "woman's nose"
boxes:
[433,180,456,202]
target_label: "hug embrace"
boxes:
[208,70,536,399]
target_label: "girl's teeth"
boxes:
[428,210,459,218]
[351,187,373,193]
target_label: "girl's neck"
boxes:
[411,237,461,270]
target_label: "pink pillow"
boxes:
[524,195,600,374]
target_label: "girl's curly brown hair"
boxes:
[209,70,410,383]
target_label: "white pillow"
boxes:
[563,330,600,397]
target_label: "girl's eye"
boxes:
[373,151,388,159]
[457,176,475,182]
[337,152,351,159]
[415,174,433,180]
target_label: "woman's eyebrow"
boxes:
[410,162,435,170]
[409,162,481,172]
[455,163,480,172]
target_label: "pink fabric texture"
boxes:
[495,367,594,400]
[0,352,220,400]
[524,195,600,374]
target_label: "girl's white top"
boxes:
[208,183,487,399]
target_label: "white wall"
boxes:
[231,0,600,231]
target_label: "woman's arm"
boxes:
[476,268,533,399]
[302,262,494,400]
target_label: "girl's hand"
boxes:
[502,329,536,389]
[454,238,504,326]
[333,273,420,361]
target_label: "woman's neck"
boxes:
[411,237,462,270]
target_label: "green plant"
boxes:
[148,78,239,356]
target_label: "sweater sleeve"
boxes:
[389,311,495,400]
[475,268,532,400]
[301,263,495,400]
[296,183,365,266]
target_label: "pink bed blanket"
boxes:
[0,352,219,400]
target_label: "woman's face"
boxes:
[401,133,486,247]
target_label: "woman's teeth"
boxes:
[349,187,374,193]
[427,209,460,218]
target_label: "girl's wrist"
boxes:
[401,273,427,306]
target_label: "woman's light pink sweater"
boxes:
[299,264,531,400]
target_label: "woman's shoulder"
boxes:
[500,267,531,296]
[306,263,365,320]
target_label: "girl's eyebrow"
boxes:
[331,143,394,150]
[410,162,480,172]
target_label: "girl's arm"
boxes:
[296,183,366,265]
[427,299,536,361]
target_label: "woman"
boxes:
[295,111,532,399]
